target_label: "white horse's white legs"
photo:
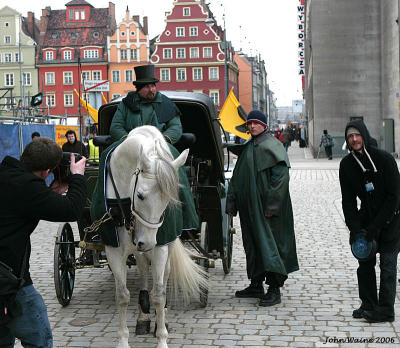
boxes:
[135,253,151,334]
[106,245,131,348]
[151,245,170,348]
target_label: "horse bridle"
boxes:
[107,158,165,232]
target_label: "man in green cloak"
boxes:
[226,110,299,307]
[90,64,198,247]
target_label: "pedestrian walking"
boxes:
[339,120,400,323]
[226,110,299,307]
[320,129,334,159]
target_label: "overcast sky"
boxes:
[10,0,302,106]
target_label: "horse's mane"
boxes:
[127,126,180,204]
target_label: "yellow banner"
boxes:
[219,89,250,140]
[55,125,80,148]
[74,89,98,123]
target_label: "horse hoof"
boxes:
[135,320,150,335]
[153,323,169,337]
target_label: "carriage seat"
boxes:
[93,135,114,147]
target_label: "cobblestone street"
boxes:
[18,142,400,347]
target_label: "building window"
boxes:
[193,68,202,81]
[125,70,133,82]
[45,51,54,60]
[5,73,14,86]
[84,49,99,59]
[63,50,72,60]
[81,71,91,82]
[130,31,135,36]
[64,94,73,107]
[23,72,31,86]
[4,22,9,27]
[46,94,55,107]
[121,31,126,37]
[176,27,185,37]
[176,68,186,81]
[183,7,190,16]
[130,48,137,60]
[4,53,11,62]
[209,67,219,80]
[163,48,172,59]
[189,27,198,36]
[193,89,203,94]
[81,8,85,20]
[4,36,11,44]
[0,54,2,63]
[160,69,170,82]
[190,47,199,58]
[176,48,185,59]
[45,72,55,85]
[203,47,212,58]
[92,71,101,80]
[209,90,219,105]
[112,70,120,83]
[15,53,20,62]
[63,71,73,84]
[120,49,127,60]
[69,9,74,20]
[75,9,79,20]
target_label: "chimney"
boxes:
[108,2,116,34]
[133,15,139,23]
[27,12,35,37]
[143,16,148,35]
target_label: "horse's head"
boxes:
[130,145,189,252]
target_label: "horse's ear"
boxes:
[172,148,189,169]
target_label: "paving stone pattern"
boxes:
[15,142,400,347]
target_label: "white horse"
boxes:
[104,126,207,348]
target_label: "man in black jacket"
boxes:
[0,137,87,347]
[339,120,400,323]
[62,129,88,158]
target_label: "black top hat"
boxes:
[133,65,159,85]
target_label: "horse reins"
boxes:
[107,156,165,233]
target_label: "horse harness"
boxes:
[105,154,165,234]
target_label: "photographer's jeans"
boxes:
[0,285,52,348]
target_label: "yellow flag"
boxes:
[101,92,107,104]
[74,89,98,123]
[219,89,250,140]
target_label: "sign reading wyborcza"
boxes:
[298,0,305,76]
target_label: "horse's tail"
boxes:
[168,238,208,305]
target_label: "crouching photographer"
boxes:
[0,137,87,348]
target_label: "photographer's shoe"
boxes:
[235,282,264,298]
[259,286,281,307]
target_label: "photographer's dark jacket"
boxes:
[339,120,400,252]
[0,156,87,286]
[226,131,299,280]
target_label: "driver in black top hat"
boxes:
[339,119,400,323]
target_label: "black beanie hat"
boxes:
[247,110,267,127]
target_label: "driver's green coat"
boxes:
[90,93,198,247]
[226,133,299,280]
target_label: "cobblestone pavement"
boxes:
[16,142,400,347]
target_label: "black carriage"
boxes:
[54,91,235,307]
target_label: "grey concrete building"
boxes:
[304,0,400,157]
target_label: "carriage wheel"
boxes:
[222,215,234,274]
[199,221,209,308]
[54,223,76,306]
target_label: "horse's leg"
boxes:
[151,245,169,348]
[106,245,131,348]
[135,252,151,334]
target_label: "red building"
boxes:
[150,0,238,109]
[34,0,116,119]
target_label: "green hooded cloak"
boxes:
[226,131,299,280]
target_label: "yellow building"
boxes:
[107,8,150,100]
